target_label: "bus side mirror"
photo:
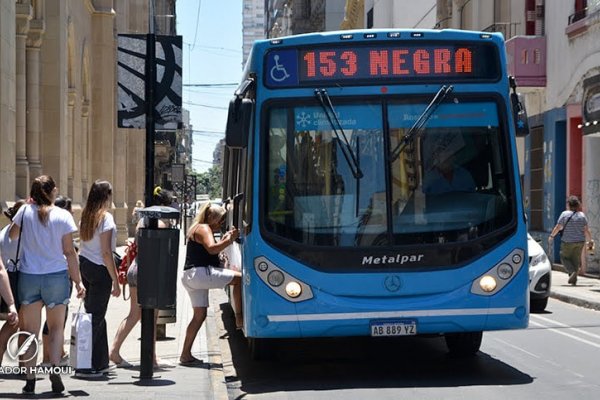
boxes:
[509,76,529,137]
[225,98,252,148]
[511,92,529,137]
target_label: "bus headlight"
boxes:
[479,275,497,292]
[267,270,285,287]
[285,281,302,298]
[471,248,525,296]
[254,257,314,303]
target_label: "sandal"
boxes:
[114,359,133,368]
[179,356,202,366]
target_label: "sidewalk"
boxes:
[549,267,600,311]
[0,231,229,399]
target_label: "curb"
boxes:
[206,293,229,400]
[549,290,600,312]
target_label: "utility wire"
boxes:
[182,101,228,110]
[190,0,202,51]
[414,3,436,28]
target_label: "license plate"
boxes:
[370,320,417,337]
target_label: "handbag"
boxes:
[117,240,137,285]
[113,251,123,273]
[70,302,92,370]
[0,210,24,314]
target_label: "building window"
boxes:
[569,0,588,24]
[367,8,373,28]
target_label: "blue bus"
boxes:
[222,29,530,359]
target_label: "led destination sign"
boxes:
[264,42,500,87]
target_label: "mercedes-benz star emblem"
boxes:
[384,275,401,292]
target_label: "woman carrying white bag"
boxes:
[9,175,85,395]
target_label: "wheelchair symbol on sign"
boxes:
[270,55,290,82]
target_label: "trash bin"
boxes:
[137,206,180,309]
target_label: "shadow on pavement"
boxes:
[217,303,534,396]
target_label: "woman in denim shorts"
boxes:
[9,175,85,395]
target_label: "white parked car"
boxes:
[528,233,552,312]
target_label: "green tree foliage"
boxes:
[196,165,223,199]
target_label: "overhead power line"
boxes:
[191,129,224,134]
[190,0,202,51]
[182,101,228,110]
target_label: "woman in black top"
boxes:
[180,202,240,365]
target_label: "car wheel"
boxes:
[530,297,548,313]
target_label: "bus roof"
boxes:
[252,28,504,48]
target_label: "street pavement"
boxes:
[1,233,600,398]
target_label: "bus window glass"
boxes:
[266,103,385,246]
[388,100,512,244]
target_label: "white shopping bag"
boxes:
[221,241,242,272]
[70,304,92,370]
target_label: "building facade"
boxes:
[265,0,348,38]
[364,0,436,29]
[0,0,183,244]
[242,0,265,67]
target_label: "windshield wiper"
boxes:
[390,85,454,162]
[314,88,363,179]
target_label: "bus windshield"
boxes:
[264,97,513,247]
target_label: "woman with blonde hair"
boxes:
[9,175,85,394]
[77,180,120,378]
[180,202,241,365]
[132,200,144,224]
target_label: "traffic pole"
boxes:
[140,30,157,380]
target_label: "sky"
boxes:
[176,0,243,173]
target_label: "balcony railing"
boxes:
[566,3,600,37]
[483,22,520,40]
[568,8,587,24]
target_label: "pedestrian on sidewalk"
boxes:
[41,196,74,366]
[0,257,18,342]
[132,199,144,224]
[549,195,592,285]
[0,200,25,364]
[180,202,241,365]
[109,187,173,368]
[77,180,121,378]
[8,175,85,395]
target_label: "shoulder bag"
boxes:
[557,211,576,238]
[0,208,24,314]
